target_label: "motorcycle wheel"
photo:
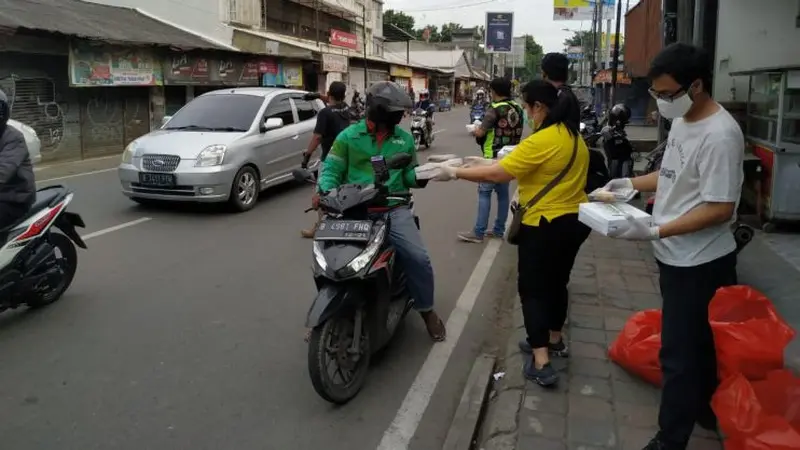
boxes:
[27,233,78,309]
[425,133,431,149]
[413,135,421,151]
[308,310,371,404]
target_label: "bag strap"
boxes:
[520,135,579,211]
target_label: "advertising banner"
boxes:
[330,29,359,50]
[282,61,304,87]
[163,54,260,86]
[554,0,614,21]
[484,12,514,53]
[321,53,348,73]
[69,43,163,87]
[510,37,526,68]
[390,65,413,78]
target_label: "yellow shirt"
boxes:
[499,123,589,226]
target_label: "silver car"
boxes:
[118,88,323,211]
[7,119,42,165]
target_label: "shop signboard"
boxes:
[321,53,349,73]
[165,53,210,84]
[592,68,632,85]
[330,29,359,50]
[390,65,413,78]
[554,0,614,21]
[484,12,513,53]
[164,54,260,86]
[282,61,304,87]
[69,43,163,86]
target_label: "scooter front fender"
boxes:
[306,284,360,328]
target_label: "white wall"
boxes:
[714,0,800,101]
[85,0,234,48]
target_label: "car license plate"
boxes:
[139,172,176,187]
[315,220,372,241]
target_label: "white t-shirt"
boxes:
[651,105,744,267]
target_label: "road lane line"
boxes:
[432,129,447,135]
[376,220,507,450]
[38,167,118,183]
[82,218,153,241]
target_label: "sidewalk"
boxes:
[480,235,721,450]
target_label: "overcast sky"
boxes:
[383,0,638,54]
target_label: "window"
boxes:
[163,94,263,131]
[746,73,782,144]
[265,95,295,125]
[292,98,317,121]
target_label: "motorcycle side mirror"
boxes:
[387,153,413,170]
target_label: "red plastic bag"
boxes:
[709,286,796,381]
[608,309,663,386]
[712,370,800,450]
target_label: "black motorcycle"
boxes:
[602,123,636,179]
[0,185,86,312]
[293,153,417,404]
[410,108,432,150]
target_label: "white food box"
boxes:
[578,202,653,236]
[497,145,516,159]
[588,187,639,203]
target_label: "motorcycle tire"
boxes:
[308,311,371,404]
[413,135,421,151]
[733,223,755,254]
[26,233,78,309]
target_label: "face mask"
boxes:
[656,93,693,119]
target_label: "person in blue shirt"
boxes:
[413,89,435,136]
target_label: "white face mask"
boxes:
[656,93,693,119]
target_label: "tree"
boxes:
[563,30,595,53]
[384,9,415,35]
[519,34,544,81]
[415,25,441,42]
[439,22,463,42]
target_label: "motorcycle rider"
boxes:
[461,77,524,243]
[0,89,35,229]
[413,89,435,137]
[470,88,490,122]
[301,81,354,238]
[314,81,446,342]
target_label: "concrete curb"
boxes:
[479,303,526,450]
[442,354,497,450]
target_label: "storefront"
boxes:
[411,71,428,99]
[348,60,390,95]
[321,53,349,91]
[261,58,305,88]
[389,64,412,91]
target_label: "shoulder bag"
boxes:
[506,135,579,245]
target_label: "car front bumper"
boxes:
[118,159,238,202]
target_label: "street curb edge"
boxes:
[441,353,497,450]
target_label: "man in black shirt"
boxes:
[301,81,352,238]
[542,52,581,131]
[0,89,35,229]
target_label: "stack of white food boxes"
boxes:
[578,188,653,236]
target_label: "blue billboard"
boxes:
[485,12,514,53]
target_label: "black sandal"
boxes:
[421,311,446,342]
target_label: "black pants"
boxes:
[657,251,738,449]
[517,214,590,348]
[0,202,28,229]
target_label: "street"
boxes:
[0,108,517,450]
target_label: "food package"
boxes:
[466,124,477,133]
[427,154,460,163]
[414,158,464,180]
[497,145,516,159]
[578,202,653,236]
[588,187,639,203]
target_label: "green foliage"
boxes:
[384,9,415,35]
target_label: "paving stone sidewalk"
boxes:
[480,235,721,450]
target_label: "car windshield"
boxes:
[164,94,263,132]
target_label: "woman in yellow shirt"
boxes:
[433,80,591,387]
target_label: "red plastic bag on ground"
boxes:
[709,286,796,381]
[712,370,800,450]
[608,309,663,386]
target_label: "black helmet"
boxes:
[609,103,631,126]
[0,89,9,129]
[366,81,412,112]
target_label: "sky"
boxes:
[383,0,639,54]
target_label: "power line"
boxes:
[400,0,499,13]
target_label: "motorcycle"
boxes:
[410,108,432,151]
[601,123,636,179]
[0,185,86,312]
[469,104,486,124]
[293,153,417,404]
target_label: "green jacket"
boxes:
[317,120,421,197]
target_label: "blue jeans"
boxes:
[474,182,510,238]
[388,207,435,312]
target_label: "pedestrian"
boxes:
[541,52,581,131]
[432,80,590,386]
[0,89,35,229]
[603,43,744,450]
[459,77,524,243]
[300,81,353,238]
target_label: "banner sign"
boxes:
[330,29,359,50]
[390,65,413,78]
[321,53,348,73]
[554,0,614,21]
[69,43,162,87]
[484,12,514,53]
[163,54,260,86]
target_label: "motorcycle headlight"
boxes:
[121,141,138,164]
[195,145,227,167]
[342,224,386,275]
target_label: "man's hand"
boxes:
[311,193,321,210]
[301,152,312,169]
[431,163,458,182]
[603,178,634,193]
[608,215,660,241]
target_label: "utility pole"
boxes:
[609,0,623,106]
[362,4,368,92]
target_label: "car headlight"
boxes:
[121,141,138,164]
[195,145,227,167]
[342,224,386,275]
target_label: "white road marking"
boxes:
[376,218,508,450]
[82,218,152,241]
[38,167,118,183]
[432,129,447,135]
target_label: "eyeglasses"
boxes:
[648,83,694,103]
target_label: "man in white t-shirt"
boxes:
[603,43,744,450]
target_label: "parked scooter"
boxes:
[603,104,636,179]
[293,153,418,404]
[410,108,432,150]
[0,185,86,312]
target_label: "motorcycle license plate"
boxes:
[315,220,372,242]
[139,172,176,187]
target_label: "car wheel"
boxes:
[229,166,260,212]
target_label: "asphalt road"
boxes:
[0,108,519,450]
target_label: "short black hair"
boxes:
[541,53,569,83]
[328,81,347,101]
[521,80,578,136]
[489,77,512,97]
[648,43,713,93]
